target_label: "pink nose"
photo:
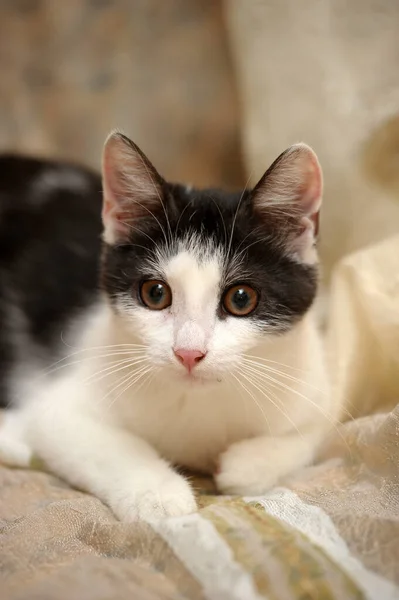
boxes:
[174,349,206,372]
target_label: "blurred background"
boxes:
[1,0,399,281]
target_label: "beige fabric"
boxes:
[1,237,399,598]
[328,235,399,419]
[225,0,399,280]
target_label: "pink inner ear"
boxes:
[101,132,163,245]
[102,141,130,213]
[102,194,132,240]
[101,151,131,242]
[299,149,323,219]
[312,211,320,237]
[252,143,323,226]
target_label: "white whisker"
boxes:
[136,152,173,247]
[243,354,311,374]
[242,357,328,396]
[119,220,161,250]
[227,171,253,260]
[206,194,228,246]
[237,367,305,441]
[239,363,352,453]
[117,191,170,250]
[83,356,149,386]
[105,364,152,413]
[174,196,195,235]
[242,358,355,421]
[97,362,149,409]
[227,371,250,425]
[230,371,271,434]
[44,350,147,378]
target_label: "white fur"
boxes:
[31,167,90,206]
[0,242,332,523]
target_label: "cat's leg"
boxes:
[0,410,33,467]
[215,428,325,496]
[23,384,197,522]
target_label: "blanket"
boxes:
[1,236,399,600]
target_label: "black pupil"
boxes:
[148,284,164,304]
[232,288,250,311]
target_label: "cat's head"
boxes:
[100,131,322,384]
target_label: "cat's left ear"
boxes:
[251,143,322,263]
[102,131,164,245]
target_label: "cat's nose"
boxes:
[174,348,206,372]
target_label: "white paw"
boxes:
[0,414,33,467]
[215,436,311,496]
[111,471,197,522]
[0,436,33,467]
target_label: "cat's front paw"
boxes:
[215,436,309,496]
[111,471,197,522]
[0,413,33,468]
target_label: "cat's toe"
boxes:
[136,487,197,522]
[0,436,33,468]
[113,473,197,522]
[215,439,282,496]
[0,414,33,468]
[215,473,272,496]
[215,464,273,496]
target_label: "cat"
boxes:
[0,131,333,521]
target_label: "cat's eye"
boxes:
[140,280,172,310]
[223,284,258,316]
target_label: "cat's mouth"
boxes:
[177,370,222,386]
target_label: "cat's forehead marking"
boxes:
[164,248,222,341]
[160,241,223,323]
[165,249,221,293]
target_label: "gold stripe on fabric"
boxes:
[200,498,364,600]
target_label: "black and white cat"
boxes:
[0,132,332,521]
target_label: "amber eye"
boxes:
[223,284,258,316]
[140,280,172,310]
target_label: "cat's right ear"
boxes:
[102,131,164,245]
[251,143,323,263]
